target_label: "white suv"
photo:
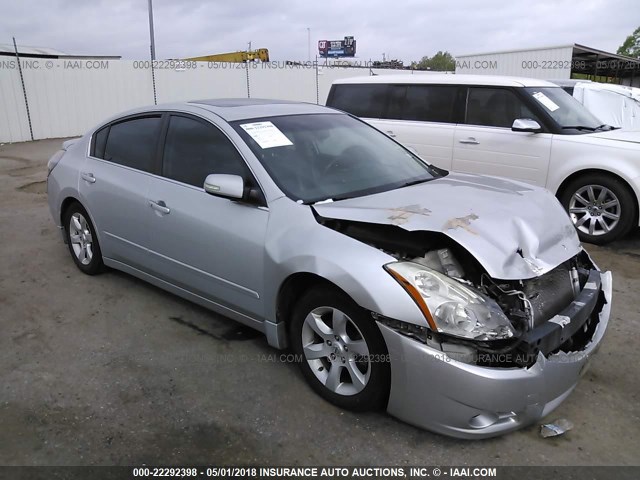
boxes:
[326,74,640,244]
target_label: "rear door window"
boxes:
[102,116,162,172]
[92,126,109,158]
[328,84,387,118]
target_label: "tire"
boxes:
[290,285,390,411]
[63,202,104,275]
[560,173,636,245]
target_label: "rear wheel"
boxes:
[63,202,104,275]
[290,286,390,411]
[560,173,636,245]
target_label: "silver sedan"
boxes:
[47,99,612,438]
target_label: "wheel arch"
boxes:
[276,272,355,331]
[60,196,82,225]
[555,168,639,225]
[59,196,104,248]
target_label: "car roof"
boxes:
[188,98,335,121]
[332,74,557,88]
[99,99,339,126]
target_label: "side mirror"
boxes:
[511,118,542,133]
[204,174,244,200]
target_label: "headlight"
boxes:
[385,262,515,341]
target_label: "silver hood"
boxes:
[314,173,581,280]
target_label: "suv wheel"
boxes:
[560,173,636,245]
[290,286,390,411]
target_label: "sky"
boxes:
[0,0,638,62]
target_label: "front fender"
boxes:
[262,198,427,328]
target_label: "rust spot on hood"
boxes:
[443,214,479,235]
[387,204,432,225]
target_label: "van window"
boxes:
[329,84,387,118]
[465,87,540,128]
[386,85,457,123]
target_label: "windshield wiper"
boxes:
[560,125,598,131]
[595,124,618,131]
[306,194,354,205]
[399,177,433,188]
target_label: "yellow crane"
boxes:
[186,49,269,63]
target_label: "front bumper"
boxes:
[379,271,612,439]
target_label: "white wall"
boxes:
[0,59,430,144]
[455,46,574,79]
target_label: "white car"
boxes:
[326,74,640,244]
[553,79,640,130]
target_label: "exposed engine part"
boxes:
[412,248,465,279]
[522,265,576,328]
[481,274,535,331]
[570,267,581,297]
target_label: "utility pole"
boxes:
[12,37,34,141]
[148,0,157,104]
[148,0,156,60]
[307,28,311,62]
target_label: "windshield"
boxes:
[524,87,605,132]
[232,113,439,203]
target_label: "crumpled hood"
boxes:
[589,129,640,144]
[314,172,581,280]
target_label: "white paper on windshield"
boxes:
[240,121,293,149]
[532,92,560,112]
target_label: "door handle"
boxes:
[80,172,96,183]
[149,200,170,215]
[459,137,480,145]
[386,130,397,138]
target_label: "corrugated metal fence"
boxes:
[0,59,427,143]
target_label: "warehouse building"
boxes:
[455,43,640,87]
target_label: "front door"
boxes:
[453,87,552,187]
[145,114,268,318]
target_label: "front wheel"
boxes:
[560,174,636,245]
[290,286,390,411]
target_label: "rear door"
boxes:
[145,113,268,318]
[79,114,162,270]
[452,87,552,186]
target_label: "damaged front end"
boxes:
[317,215,607,368]
[380,250,606,369]
[316,214,611,438]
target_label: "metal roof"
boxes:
[456,44,576,58]
[455,44,640,78]
[0,43,68,56]
[0,43,120,59]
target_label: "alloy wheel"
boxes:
[69,212,94,265]
[569,184,621,237]
[301,306,371,396]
